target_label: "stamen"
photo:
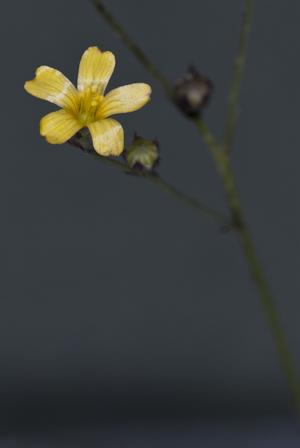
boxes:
[77,88,104,125]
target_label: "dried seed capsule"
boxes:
[175,66,212,116]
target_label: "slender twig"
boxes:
[88,0,300,416]
[82,149,232,227]
[89,0,222,152]
[195,109,300,414]
[144,172,232,227]
[83,149,133,172]
[215,153,300,415]
[89,0,174,100]
[223,0,255,154]
[238,226,300,416]
[192,115,223,162]
[97,146,300,414]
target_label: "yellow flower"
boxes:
[24,47,151,156]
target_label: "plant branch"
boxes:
[88,0,300,417]
[89,0,225,160]
[192,114,300,414]
[82,149,232,227]
[144,172,232,227]
[214,150,300,415]
[238,227,300,417]
[89,0,174,100]
[223,0,255,154]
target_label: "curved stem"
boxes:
[219,154,300,415]
[89,0,221,156]
[88,0,300,417]
[144,172,232,228]
[82,149,232,227]
[89,0,174,100]
[180,117,300,414]
[223,0,255,154]
[192,115,223,162]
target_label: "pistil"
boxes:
[78,87,103,125]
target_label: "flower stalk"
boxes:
[217,152,300,416]
[89,0,174,100]
[69,132,233,228]
[89,0,300,417]
[223,0,255,154]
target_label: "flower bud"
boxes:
[124,133,160,173]
[174,66,212,116]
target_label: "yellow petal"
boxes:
[87,119,124,156]
[40,109,82,144]
[25,66,80,114]
[96,83,151,119]
[77,47,115,96]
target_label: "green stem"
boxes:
[219,155,300,415]
[144,172,232,227]
[192,114,223,162]
[89,0,220,151]
[184,116,300,414]
[223,0,255,154]
[89,0,174,100]
[84,149,133,172]
[83,149,232,227]
[88,0,300,416]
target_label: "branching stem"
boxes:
[89,0,174,100]
[82,148,232,228]
[223,0,255,154]
[89,0,300,417]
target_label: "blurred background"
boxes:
[1,0,300,445]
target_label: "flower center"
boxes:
[77,87,104,125]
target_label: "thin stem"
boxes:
[145,172,232,228]
[88,152,300,415]
[216,151,300,415]
[192,114,223,162]
[82,149,232,227]
[183,116,300,414]
[88,0,300,416]
[89,0,220,151]
[238,231,300,417]
[223,0,255,154]
[89,0,174,100]
[83,149,133,172]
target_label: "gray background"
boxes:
[1,0,300,443]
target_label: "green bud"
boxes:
[174,66,212,116]
[124,133,160,173]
